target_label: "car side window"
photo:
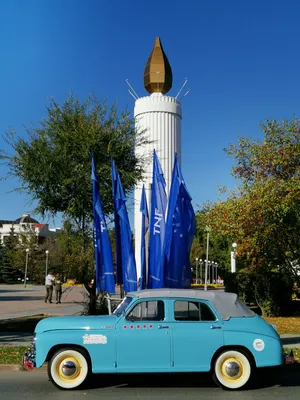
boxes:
[174,301,216,322]
[126,300,165,321]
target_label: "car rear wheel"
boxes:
[48,348,90,390]
[213,349,252,390]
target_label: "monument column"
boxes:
[134,37,182,281]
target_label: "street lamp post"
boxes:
[195,258,199,284]
[45,250,49,278]
[231,242,237,273]
[24,248,30,288]
[204,226,211,291]
[213,262,217,283]
[199,259,203,283]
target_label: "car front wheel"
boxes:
[213,349,252,390]
[48,348,90,390]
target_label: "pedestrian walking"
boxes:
[45,271,55,303]
[54,274,62,304]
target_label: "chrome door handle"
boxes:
[158,325,169,329]
[210,325,222,329]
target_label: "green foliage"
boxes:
[0,94,148,224]
[0,227,20,283]
[0,244,14,283]
[190,209,231,277]
[224,268,294,317]
[0,94,149,287]
[203,118,300,272]
[46,220,95,283]
[198,118,300,316]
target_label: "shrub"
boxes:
[224,268,294,317]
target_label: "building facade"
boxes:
[0,214,60,245]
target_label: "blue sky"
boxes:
[1,0,300,228]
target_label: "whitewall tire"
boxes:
[213,350,252,390]
[48,348,90,390]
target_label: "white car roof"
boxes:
[127,289,255,320]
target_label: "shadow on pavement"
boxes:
[85,365,300,391]
[281,337,300,346]
[87,372,215,389]
[0,296,45,301]
[0,290,30,294]
[0,334,33,344]
[245,365,300,389]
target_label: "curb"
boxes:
[0,364,47,372]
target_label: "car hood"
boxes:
[35,315,117,333]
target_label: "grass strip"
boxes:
[0,346,28,364]
[264,317,300,334]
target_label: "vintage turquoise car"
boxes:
[23,289,283,390]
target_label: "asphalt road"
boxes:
[1,367,300,400]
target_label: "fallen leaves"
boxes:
[264,317,300,334]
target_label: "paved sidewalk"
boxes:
[0,284,85,320]
[280,334,300,349]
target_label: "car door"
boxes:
[171,299,224,372]
[116,299,171,372]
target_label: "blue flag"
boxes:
[111,159,122,285]
[92,152,115,294]
[164,154,196,288]
[148,150,167,288]
[140,185,149,290]
[111,159,137,293]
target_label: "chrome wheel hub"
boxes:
[224,361,240,377]
[61,361,77,377]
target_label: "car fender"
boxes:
[35,329,117,372]
[223,330,282,367]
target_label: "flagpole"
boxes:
[92,225,98,297]
[146,183,151,288]
[120,285,125,299]
[204,226,211,291]
[107,293,112,315]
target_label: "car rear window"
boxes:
[174,301,216,322]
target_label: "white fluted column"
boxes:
[134,92,182,280]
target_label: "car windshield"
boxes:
[113,296,133,317]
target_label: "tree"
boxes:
[1,227,20,283]
[1,94,149,312]
[46,220,95,283]
[191,209,232,279]
[207,119,300,268]
[203,118,300,315]
[0,244,14,283]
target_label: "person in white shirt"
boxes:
[45,272,55,303]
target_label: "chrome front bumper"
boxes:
[22,340,36,370]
